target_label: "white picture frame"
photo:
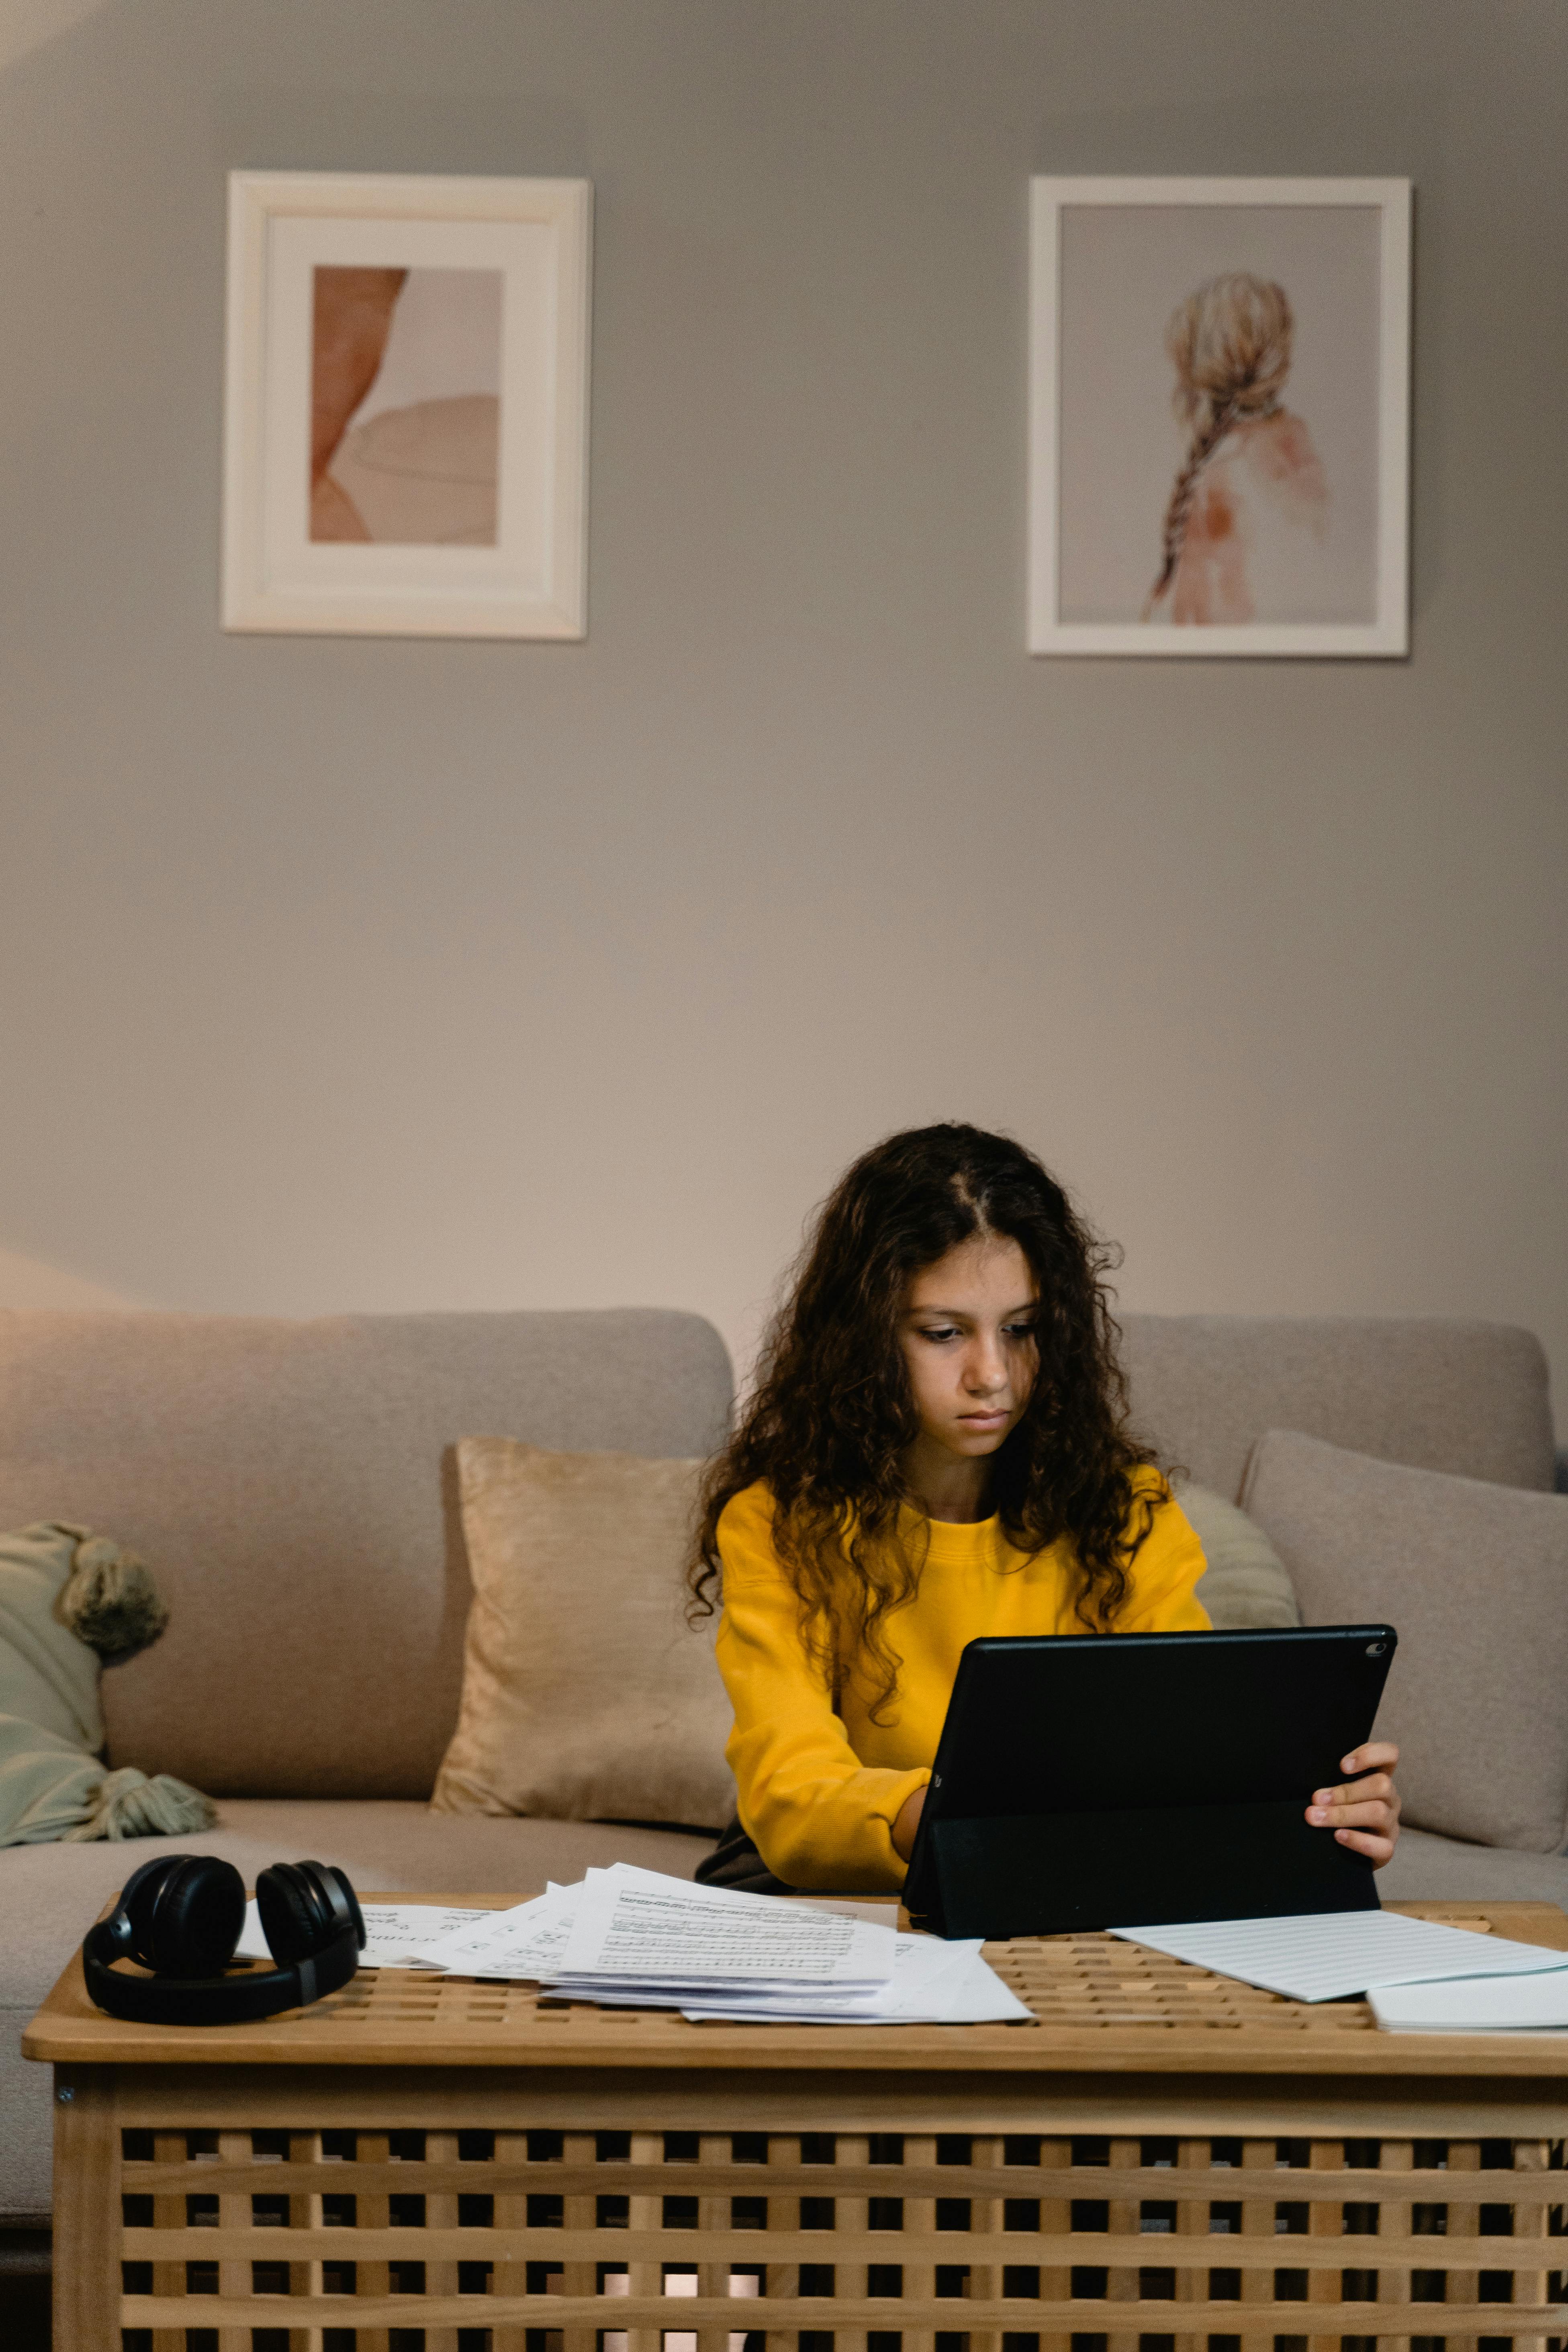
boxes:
[1029,176,1411,657]
[223,170,592,639]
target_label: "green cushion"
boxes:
[1178,1482,1302,1630]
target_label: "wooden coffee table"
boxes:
[25,1896,1568,2352]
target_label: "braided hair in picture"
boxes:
[1143,272,1324,624]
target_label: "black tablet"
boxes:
[902,1623,1396,1939]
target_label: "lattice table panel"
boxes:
[110,2119,1567,2351]
[985,1937,1380,2036]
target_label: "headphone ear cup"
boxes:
[255,1861,332,1965]
[115,1856,189,1965]
[294,1859,365,1951]
[140,1856,246,1979]
[321,1863,366,1951]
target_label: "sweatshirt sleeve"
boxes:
[714,1484,929,1892]
[1116,1472,1212,1632]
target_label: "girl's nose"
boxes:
[966,1338,1008,1393]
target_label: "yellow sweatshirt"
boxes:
[714,1469,1210,1890]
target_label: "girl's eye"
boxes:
[918,1325,961,1343]
[1004,1322,1037,1341]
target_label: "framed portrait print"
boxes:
[223,171,591,639]
[1029,176,1411,657]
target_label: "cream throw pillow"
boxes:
[431,1438,735,1832]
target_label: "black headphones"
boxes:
[83,1853,364,2026]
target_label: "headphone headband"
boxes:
[83,1919,360,2025]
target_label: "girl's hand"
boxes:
[892,1785,926,1862]
[1307,1742,1401,1866]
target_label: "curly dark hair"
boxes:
[689,1123,1165,1720]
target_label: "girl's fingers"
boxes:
[1308,1743,1402,1868]
[1334,1826,1396,1864]
[1308,1797,1395,1830]
[1310,1774,1396,1814]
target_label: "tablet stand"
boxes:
[914,1800,1380,1939]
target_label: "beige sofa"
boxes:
[0,1303,1562,2235]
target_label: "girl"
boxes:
[692,1124,1400,1894]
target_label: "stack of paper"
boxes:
[412,1863,1032,2025]
[1369,1973,1568,2033]
[1108,1909,1568,2023]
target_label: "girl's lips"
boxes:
[959,1409,1008,1426]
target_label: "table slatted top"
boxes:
[25,1898,1568,2075]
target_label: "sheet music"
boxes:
[556,1863,896,1987]
[236,1899,490,1971]
[682,1936,1033,2025]
[665,1931,961,2017]
[411,1883,582,1978]
[1110,1910,1568,2003]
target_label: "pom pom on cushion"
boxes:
[58,1532,170,1662]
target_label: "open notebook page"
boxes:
[1110,1910,1568,2003]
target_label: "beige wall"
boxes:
[0,0,1563,1421]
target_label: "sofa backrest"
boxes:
[0,1306,1552,1800]
[0,1308,732,1800]
[1120,1314,1555,1500]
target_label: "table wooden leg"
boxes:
[50,2066,119,2352]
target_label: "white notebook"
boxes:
[1370,1972,1568,2033]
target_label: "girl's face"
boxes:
[897,1235,1039,1465]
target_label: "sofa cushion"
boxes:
[1378,1825,1568,1909]
[433,1439,734,1832]
[1122,1315,1555,1501]
[1178,1483,1300,1629]
[0,1310,732,1802]
[0,1798,716,2215]
[1241,1428,1568,1854]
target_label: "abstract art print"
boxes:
[309,264,503,549]
[1029,177,1410,656]
[224,172,591,638]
